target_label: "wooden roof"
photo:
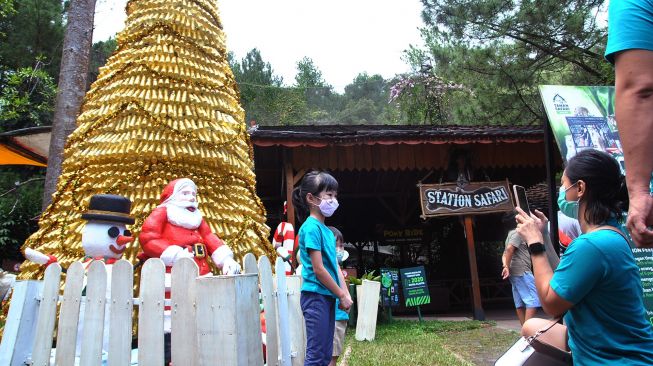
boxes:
[250,125,549,171]
[250,125,544,147]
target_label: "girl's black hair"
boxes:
[291,170,339,223]
[565,149,628,225]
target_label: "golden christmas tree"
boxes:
[20,0,274,279]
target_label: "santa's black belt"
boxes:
[189,243,206,258]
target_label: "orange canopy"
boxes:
[0,127,51,167]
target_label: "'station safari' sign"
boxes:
[418,181,514,218]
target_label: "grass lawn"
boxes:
[341,320,519,366]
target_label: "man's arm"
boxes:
[501,245,515,280]
[615,50,653,247]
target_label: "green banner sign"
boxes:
[400,266,430,307]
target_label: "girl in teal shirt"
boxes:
[292,171,352,366]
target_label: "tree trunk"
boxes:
[42,0,97,210]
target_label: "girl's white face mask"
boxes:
[317,197,339,217]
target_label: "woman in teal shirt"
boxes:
[516,150,653,365]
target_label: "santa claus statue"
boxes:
[139,178,241,275]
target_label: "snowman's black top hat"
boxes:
[81,194,135,225]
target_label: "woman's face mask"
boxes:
[558,182,579,219]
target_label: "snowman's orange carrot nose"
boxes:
[116,235,133,245]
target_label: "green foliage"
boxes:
[228,50,405,125]
[294,57,338,121]
[0,0,64,79]
[337,73,390,124]
[348,270,381,285]
[0,168,44,260]
[407,0,612,125]
[294,56,326,88]
[233,48,283,87]
[230,49,308,125]
[0,0,14,20]
[0,62,56,132]
[87,37,117,88]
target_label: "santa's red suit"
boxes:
[140,206,227,275]
[139,178,235,276]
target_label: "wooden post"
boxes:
[138,259,166,366]
[284,149,295,228]
[80,261,108,366]
[108,260,134,366]
[355,280,381,341]
[275,258,292,366]
[171,258,199,366]
[55,261,85,366]
[196,274,262,366]
[243,253,258,274]
[464,215,485,321]
[0,280,44,366]
[30,265,62,366]
[544,122,560,255]
[258,256,279,366]
[285,275,305,366]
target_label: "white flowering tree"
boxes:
[389,71,468,125]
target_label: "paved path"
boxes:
[396,308,552,332]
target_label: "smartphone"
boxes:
[512,185,531,215]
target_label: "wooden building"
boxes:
[250,124,560,316]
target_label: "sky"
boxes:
[93,0,425,93]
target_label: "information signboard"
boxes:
[400,266,430,307]
[380,268,400,307]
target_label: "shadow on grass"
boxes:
[342,320,518,366]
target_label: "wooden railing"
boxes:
[0,254,305,366]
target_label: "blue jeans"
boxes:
[301,291,335,366]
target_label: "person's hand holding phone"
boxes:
[515,207,545,245]
[531,209,549,233]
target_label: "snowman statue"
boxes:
[80,194,134,266]
[76,194,135,363]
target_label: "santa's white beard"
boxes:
[166,201,202,229]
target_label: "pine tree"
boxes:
[20,0,274,278]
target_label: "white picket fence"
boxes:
[0,254,305,366]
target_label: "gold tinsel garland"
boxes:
[18,0,275,280]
